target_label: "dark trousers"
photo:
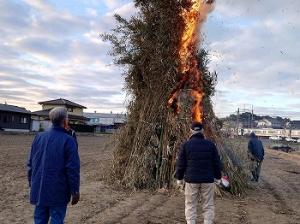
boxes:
[250,159,263,181]
[34,206,67,224]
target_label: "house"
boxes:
[286,120,300,138]
[241,127,300,139]
[288,120,300,129]
[257,118,284,129]
[241,128,287,138]
[31,98,89,131]
[0,103,31,132]
[84,112,127,133]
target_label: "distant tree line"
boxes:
[223,112,290,123]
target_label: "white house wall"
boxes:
[291,130,300,138]
[241,128,300,138]
[31,120,52,132]
[3,128,30,132]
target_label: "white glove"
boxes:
[177,180,184,187]
[215,179,221,185]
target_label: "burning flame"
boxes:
[168,0,214,123]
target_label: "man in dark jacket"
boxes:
[27,107,80,223]
[64,120,78,148]
[248,132,264,182]
[175,122,222,224]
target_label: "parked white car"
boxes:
[297,139,300,143]
[269,136,283,141]
[286,137,297,142]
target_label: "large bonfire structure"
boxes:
[104,0,247,194]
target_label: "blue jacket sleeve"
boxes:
[175,143,187,180]
[248,140,253,154]
[27,151,32,187]
[72,132,78,149]
[65,138,80,195]
[27,135,38,187]
[212,144,222,180]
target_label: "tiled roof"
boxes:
[84,113,127,125]
[39,98,86,109]
[33,109,89,121]
[290,121,300,129]
[84,113,126,119]
[0,103,31,114]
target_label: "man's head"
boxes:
[191,122,203,135]
[49,107,68,127]
[249,132,256,138]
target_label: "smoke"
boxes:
[199,0,215,34]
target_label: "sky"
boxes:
[0,0,299,119]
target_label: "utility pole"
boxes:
[248,112,251,129]
[236,108,240,136]
[251,105,254,129]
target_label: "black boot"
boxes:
[256,175,259,182]
[251,171,256,181]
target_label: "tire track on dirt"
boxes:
[85,192,151,223]
[280,170,300,194]
[86,192,183,224]
[118,194,172,224]
[262,153,300,219]
[148,194,185,224]
[261,178,296,216]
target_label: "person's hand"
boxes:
[215,179,221,186]
[71,193,80,205]
[176,180,184,189]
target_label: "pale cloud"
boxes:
[204,0,300,119]
[102,0,123,10]
[105,2,135,17]
[0,0,130,113]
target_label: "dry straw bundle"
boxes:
[103,0,248,195]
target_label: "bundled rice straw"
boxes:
[103,0,248,195]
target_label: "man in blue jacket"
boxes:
[27,107,80,224]
[175,122,222,224]
[248,132,264,182]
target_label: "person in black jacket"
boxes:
[64,121,78,148]
[248,132,264,182]
[175,122,222,224]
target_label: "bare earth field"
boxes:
[0,134,300,224]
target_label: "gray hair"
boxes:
[191,129,203,136]
[49,107,68,125]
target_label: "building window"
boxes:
[67,108,74,112]
[20,117,27,124]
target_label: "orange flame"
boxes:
[168,0,214,123]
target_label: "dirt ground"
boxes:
[0,134,300,224]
